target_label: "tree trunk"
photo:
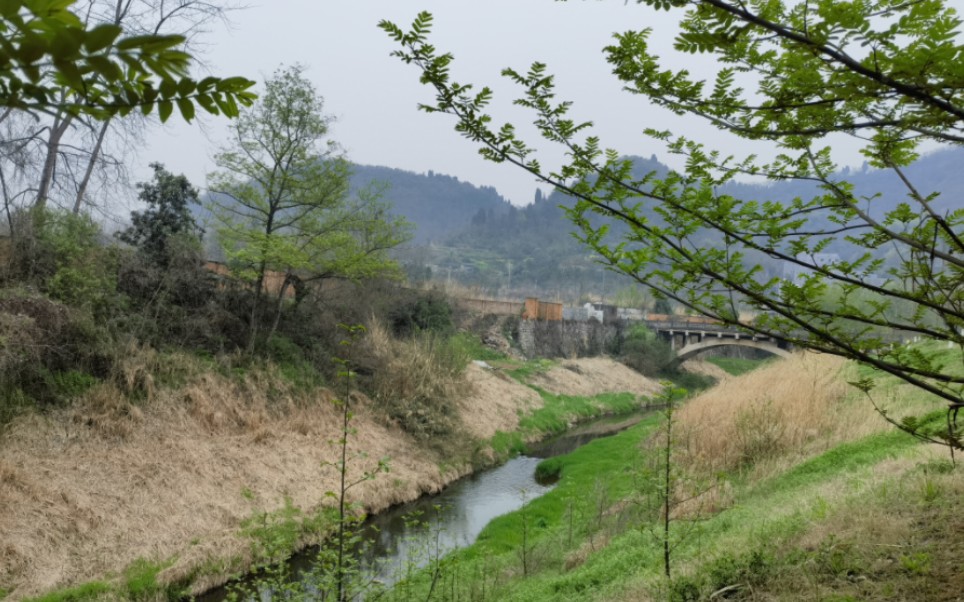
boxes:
[266,270,293,344]
[72,119,111,213]
[35,113,73,211]
[246,262,266,354]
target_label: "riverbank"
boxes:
[368,351,963,601]
[0,354,660,600]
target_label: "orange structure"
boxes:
[203,261,296,299]
[522,297,563,321]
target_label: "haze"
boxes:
[144,1,706,206]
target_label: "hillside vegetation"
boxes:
[391,148,964,301]
[359,351,962,601]
[0,297,663,600]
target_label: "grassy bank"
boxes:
[368,351,961,601]
[1,332,665,601]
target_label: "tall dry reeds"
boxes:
[674,352,871,476]
[364,320,471,442]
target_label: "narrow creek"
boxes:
[199,411,649,600]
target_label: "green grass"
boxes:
[474,416,660,556]
[20,557,186,602]
[379,386,940,602]
[504,358,556,382]
[22,581,112,602]
[488,390,647,458]
[447,331,507,362]
[705,355,771,376]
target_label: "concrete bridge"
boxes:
[645,319,793,361]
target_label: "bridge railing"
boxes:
[644,320,745,334]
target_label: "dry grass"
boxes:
[674,352,871,476]
[364,320,472,441]
[458,364,543,441]
[678,358,729,381]
[0,342,669,600]
[0,360,460,600]
[528,357,662,398]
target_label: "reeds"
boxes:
[365,320,471,441]
[674,352,863,476]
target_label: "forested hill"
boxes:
[349,164,515,244]
[357,149,964,298]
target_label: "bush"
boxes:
[389,289,454,336]
[364,321,468,442]
[0,290,112,420]
[621,324,674,377]
[7,209,123,320]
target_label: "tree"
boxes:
[0,0,255,232]
[117,162,203,268]
[381,4,964,452]
[209,65,412,351]
[0,0,254,121]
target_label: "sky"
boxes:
[142,1,727,207]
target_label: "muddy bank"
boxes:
[0,357,657,599]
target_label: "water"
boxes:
[199,410,649,600]
[356,456,554,586]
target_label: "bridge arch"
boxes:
[675,338,792,362]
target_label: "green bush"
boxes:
[390,289,453,336]
[9,209,123,319]
[621,324,675,377]
[0,290,112,421]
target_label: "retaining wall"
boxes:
[518,319,622,359]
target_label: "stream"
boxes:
[199,411,649,600]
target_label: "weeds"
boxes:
[366,320,469,442]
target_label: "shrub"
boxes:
[389,288,454,336]
[8,209,123,319]
[364,320,468,441]
[0,290,111,419]
[621,323,675,377]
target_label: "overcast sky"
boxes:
[141,1,862,207]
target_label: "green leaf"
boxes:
[0,0,23,18]
[176,77,195,96]
[159,76,176,99]
[52,57,82,89]
[157,99,173,122]
[86,55,121,80]
[16,33,46,64]
[115,33,183,52]
[176,97,194,121]
[83,23,121,53]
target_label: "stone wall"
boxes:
[517,319,622,359]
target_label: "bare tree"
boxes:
[0,0,244,228]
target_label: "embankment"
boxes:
[0,356,658,599]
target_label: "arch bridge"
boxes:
[644,319,792,361]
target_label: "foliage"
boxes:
[381,4,964,452]
[209,64,412,350]
[389,288,454,336]
[21,580,112,602]
[229,325,389,602]
[706,355,770,377]
[9,209,120,317]
[366,324,469,442]
[620,323,674,377]
[0,0,255,120]
[117,163,204,268]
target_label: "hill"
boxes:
[349,164,514,245]
[385,148,964,300]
